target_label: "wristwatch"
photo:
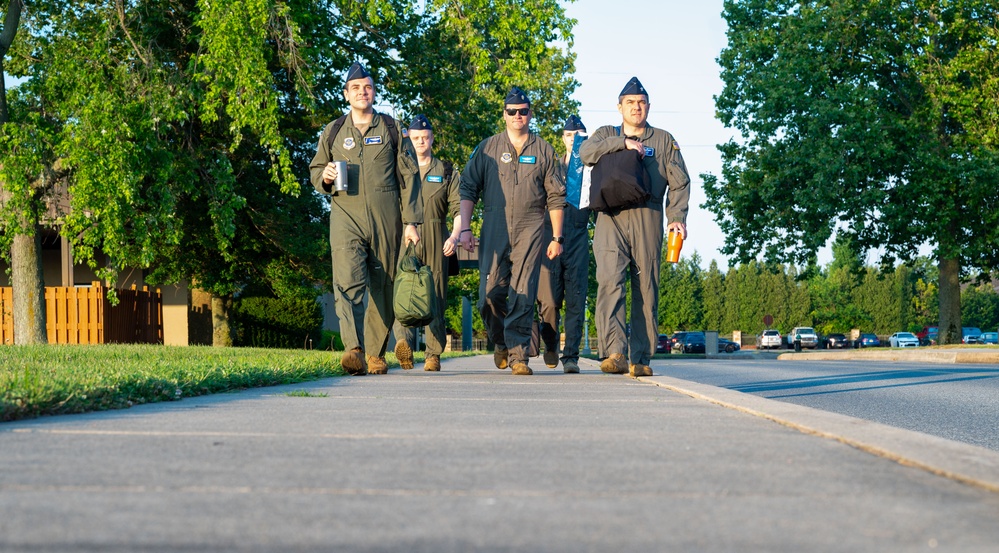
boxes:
[551,236,564,244]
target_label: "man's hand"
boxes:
[443,236,458,256]
[459,229,477,252]
[624,139,646,157]
[404,224,421,245]
[322,162,338,184]
[546,242,563,260]
[667,221,687,240]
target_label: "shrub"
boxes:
[233,296,323,349]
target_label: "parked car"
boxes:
[756,329,782,350]
[680,332,706,354]
[656,334,670,354]
[916,325,938,346]
[718,338,741,353]
[669,331,704,353]
[980,332,998,345]
[824,333,850,349]
[889,332,920,348]
[855,333,881,348]
[789,326,819,349]
[963,327,983,344]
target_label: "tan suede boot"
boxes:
[599,353,628,374]
[424,355,441,372]
[493,347,509,370]
[511,362,533,375]
[341,348,367,376]
[367,355,388,374]
[394,340,414,370]
[629,363,653,377]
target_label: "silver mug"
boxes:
[333,161,348,193]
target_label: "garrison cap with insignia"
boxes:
[619,76,648,98]
[409,114,432,131]
[563,115,586,132]
[345,62,371,83]
[505,86,530,106]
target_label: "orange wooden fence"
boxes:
[0,282,162,345]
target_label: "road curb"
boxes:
[637,372,999,495]
[777,349,999,364]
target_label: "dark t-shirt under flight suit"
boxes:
[460,132,565,367]
[309,112,422,359]
[579,124,690,367]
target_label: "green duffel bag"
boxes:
[394,243,436,327]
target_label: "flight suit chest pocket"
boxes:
[516,157,544,209]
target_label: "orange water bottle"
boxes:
[666,230,683,263]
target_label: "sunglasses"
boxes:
[505,108,530,116]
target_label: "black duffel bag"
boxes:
[588,148,651,212]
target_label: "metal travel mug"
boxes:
[333,161,348,193]
[666,230,683,263]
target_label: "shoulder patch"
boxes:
[673,142,680,150]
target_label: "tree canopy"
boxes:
[704,0,999,343]
[1,0,579,328]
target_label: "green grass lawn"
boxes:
[0,345,478,422]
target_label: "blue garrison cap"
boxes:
[619,76,648,98]
[563,115,586,132]
[345,62,371,83]
[505,86,531,106]
[409,114,432,131]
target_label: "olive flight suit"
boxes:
[309,112,422,358]
[460,133,565,366]
[537,158,591,365]
[579,125,690,367]
[394,157,460,357]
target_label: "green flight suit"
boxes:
[579,124,690,366]
[394,157,460,357]
[460,132,565,366]
[537,158,591,364]
[309,112,422,358]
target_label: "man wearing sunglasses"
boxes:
[459,87,566,376]
[309,62,423,376]
[579,77,691,378]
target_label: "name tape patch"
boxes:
[364,136,383,145]
[519,155,537,164]
[427,175,444,183]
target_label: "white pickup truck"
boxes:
[789,326,819,349]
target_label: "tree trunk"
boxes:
[11,228,48,345]
[937,256,961,345]
[211,294,233,347]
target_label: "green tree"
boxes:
[705,0,999,345]
[702,260,725,332]
[659,249,703,332]
[962,281,999,332]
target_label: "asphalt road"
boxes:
[660,356,999,452]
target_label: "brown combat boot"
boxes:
[599,353,628,374]
[367,355,388,374]
[562,359,580,374]
[394,340,414,370]
[629,363,653,377]
[511,362,533,375]
[424,355,441,372]
[341,348,367,376]
[493,347,509,370]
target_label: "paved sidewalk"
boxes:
[3,354,999,552]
